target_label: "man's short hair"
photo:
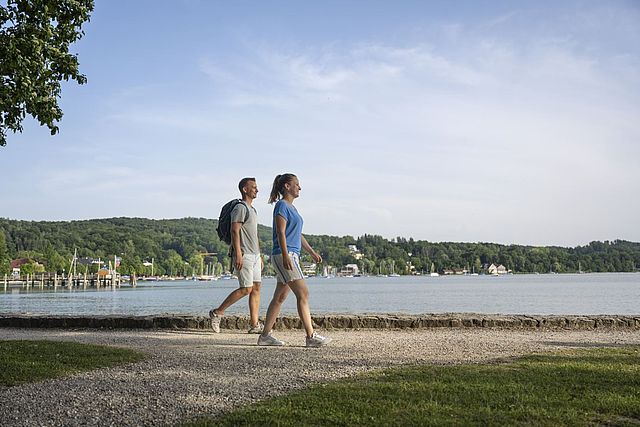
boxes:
[238,177,256,195]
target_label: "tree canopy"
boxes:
[0,0,94,146]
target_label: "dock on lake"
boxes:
[3,272,137,291]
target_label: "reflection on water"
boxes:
[1,273,639,316]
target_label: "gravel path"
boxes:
[1,327,640,426]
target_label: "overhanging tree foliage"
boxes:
[0,0,94,146]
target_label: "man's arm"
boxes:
[231,222,243,271]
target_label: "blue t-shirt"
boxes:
[272,200,304,255]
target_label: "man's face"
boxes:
[244,180,258,199]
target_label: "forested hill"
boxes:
[1,217,639,276]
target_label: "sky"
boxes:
[1,0,639,247]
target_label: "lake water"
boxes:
[1,273,639,316]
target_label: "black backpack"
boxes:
[216,199,249,245]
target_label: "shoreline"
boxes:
[1,313,639,330]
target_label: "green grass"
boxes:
[192,346,640,426]
[0,340,145,386]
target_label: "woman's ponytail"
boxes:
[268,173,296,204]
[268,175,282,204]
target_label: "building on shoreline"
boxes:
[339,264,359,276]
[488,263,509,275]
[301,262,318,276]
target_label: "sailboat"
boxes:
[470,264,479,276]
[430,262,439,277]
[388,260,400,277]
[377,266,387,277]
[321,265,334,279]
[377,260,387,277]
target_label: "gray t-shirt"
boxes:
[230,202,260,255]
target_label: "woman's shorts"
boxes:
[233,253,262,287]
[271,252,304,284]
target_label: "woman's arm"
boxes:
[301,235,322,263]
[275,215,293,270]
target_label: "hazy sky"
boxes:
[1,0,639,247]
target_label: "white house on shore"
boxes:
[488,263,509,275]
[301,262,317,276]
[348,244,364,260]
[340,263,359,276]
[10,258,31,278]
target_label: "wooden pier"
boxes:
[2,273,137,291]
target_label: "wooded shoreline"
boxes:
[1,217,639,278]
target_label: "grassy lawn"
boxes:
[0,340,145,386]
[193,346,640,426]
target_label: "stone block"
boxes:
[461,317,481,327]
[520,317,539,328]
[540,317,566,329]
[575,317,596,329]
[594,317,615,329]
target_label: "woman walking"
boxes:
[258,173,331,347]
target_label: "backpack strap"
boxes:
[229,201,251,257]
[237,200,250,223]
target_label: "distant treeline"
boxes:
[0,217,638,276]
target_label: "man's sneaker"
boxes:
[209,309,221,333]
[306,332,332,348]
[248,322,264,334]
[257,332,285,346]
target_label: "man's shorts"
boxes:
[271,252,305,284]
[233,253,262,288]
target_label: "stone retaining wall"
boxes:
[1,314,639,330]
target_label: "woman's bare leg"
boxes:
[262,282,290,334]
[287,279,313,337]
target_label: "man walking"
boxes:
[210,178,263,334]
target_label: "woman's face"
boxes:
[285,176,301,198]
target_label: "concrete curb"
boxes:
[1,314,639,330]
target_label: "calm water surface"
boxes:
[1,273,639,316]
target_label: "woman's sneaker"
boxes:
[209,309,221,333]
[306,332,332,348]
[248,322,264,334]
[257,332,285,346]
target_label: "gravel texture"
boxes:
[1,327,640,426]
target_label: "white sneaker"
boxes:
[257,332,285,346]
[306,332,332,348]
[209,309,221,333]
[248,322,264,334]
